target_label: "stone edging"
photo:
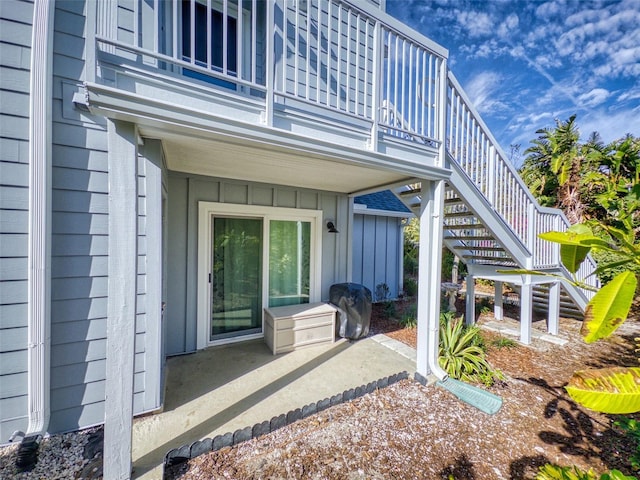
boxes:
[163,371,410,475]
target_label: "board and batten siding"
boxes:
[165,174,349,356]
[352,214,404,300]
[0,0,34,442]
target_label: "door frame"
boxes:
[197,201,323,349]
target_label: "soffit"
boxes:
[154,131,413,194]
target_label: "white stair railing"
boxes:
[446,73,599,297]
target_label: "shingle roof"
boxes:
[354,190,411,213]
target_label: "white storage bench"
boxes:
[264,302,337,355]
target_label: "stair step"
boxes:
[462,255,514,261]
[444,223,485,230]
[444,235,495,241]
[445,211,476,218]
[444,197,464,205]
[398,187,421,197]
[452,245,505,251]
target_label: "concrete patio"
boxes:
[131,335,417,479]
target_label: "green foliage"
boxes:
[438,314,503,386]
[381,301,396,319]
[491,336,518,350]
[375,283,390,302]
[565,367,640,414]
[399,304,417,329]
[615,417,640,471]
[404,218,420,276]
[403,277,417,297]
[536,464,636,480]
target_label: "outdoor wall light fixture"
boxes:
[326,221,339,233]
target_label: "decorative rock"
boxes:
[77,457,103,480]
[317,397,331,412]
[233,427,252,445]
[330,393,343,406]
[286,408,302,425]
[302,403,317,418]
[270,414,286,431]
[190,438,212,458]
[83,430,103,460]
[252,420,270,438]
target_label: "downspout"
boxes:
[27,0,54,435]
[13,0,55,467]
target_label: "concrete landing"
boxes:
[132,336,416,479]
[481,320,569,346]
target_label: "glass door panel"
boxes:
[211,217,262,340]
[268,220,311,307]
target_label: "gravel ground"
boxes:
[0,427,103,480]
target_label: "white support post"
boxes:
[465,274,475,325]
[494,280,503,321]
[369,21,381,151]
[105,119,138,480]
[548,282,560,336]
[264,0,274,126]
[520,281,533,344]
[415,180,445,378]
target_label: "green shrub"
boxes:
[381,301,396,319]
[491,337,518,350]
[614,416,640,472]
[403,277,417,297]
[438,313,503,386]
[399,304,417,329]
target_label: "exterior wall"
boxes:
[165,173,350,356]
[0,0,34,442]
[352,213,403,300]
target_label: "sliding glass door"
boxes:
[199,203,321,347]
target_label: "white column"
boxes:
[465,274,475,325]
[520,282,533,344]
[105,119,138,480]
[494,280,503,321]
[415,180,445,378]
[548,282,560,336]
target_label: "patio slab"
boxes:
[131,335,416,479]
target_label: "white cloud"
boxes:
[457,10,494,38]
[578,88,611,107]
[463,71,511,115]
[497,13,519,38]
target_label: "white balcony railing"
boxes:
[96,0,447,147]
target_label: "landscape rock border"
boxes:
[163,371,410,476]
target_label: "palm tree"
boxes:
[523,115,587,224]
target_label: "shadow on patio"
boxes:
[131,336,415,479]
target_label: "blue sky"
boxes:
[386,0,640,165]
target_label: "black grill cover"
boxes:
[329,283,372,340]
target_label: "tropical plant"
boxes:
[536,464,636,480]
[615,417,640,471]
[534,221,639,414]
[438,313,503,386]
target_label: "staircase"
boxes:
[392,72,599,323]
